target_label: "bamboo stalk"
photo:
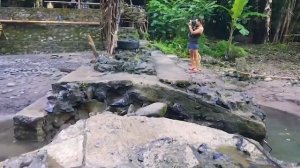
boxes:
[273,0,288,42]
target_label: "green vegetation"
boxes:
[148,0,217,40]
[148,0,264,60]
[218,0,266,58]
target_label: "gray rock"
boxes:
[1,89,14,94]
[45,83,86,113]
[133,102,167,117]
[50,54,62,59]
[15,66,267,142]
[127,104,135,114]
[4,114,289,168]
[2,150,48,168]
[94,50,156,75]
[41,71,52,77]
[264,77,273,82]
[6,82,17,87]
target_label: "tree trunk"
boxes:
[263,0,272,43]
[273,0,288,42]
[281,0,296,42]
[289,0,300,34]
[100,0,122,55]
[273,0,297,42]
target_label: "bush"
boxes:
[210,40,247,60]
[152,38,189,57]
[152,38,247,61]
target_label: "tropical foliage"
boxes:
[218,0,266,44]
[148,0,218,40]
[148,0,267,59]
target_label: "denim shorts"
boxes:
[188,43,199,50]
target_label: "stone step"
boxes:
[151,50,190,86]
[13,96,48,141]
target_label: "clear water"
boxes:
[263,106,300,163]
[0,116,46,162]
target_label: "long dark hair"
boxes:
[197,18,205,26]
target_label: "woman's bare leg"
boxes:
[192,50,197,69]
[196,51,201,70]
[189,49,193,68]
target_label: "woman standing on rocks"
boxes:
[188,19,204,72]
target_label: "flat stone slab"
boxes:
[151,50,190,84]
[13,96,49,141]
[83,114,264,167]
[57,66,161,86]
[3,114,288,168]
[14,96,48,120]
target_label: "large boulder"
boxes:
[2,114,294,168]
[14,66,267,142]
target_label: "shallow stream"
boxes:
[0,115,45,162]
[263,106,300,163]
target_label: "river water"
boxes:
[263,106,300,163]
[0,115,45,162]
[0,108,299,163]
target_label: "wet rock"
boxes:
[45,83,86,113]
[130,102,167,117]
[110,96,130,108]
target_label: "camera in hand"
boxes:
[191,20,197,29]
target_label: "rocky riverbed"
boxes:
[0,47,299,167]
[0,52,93,116]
